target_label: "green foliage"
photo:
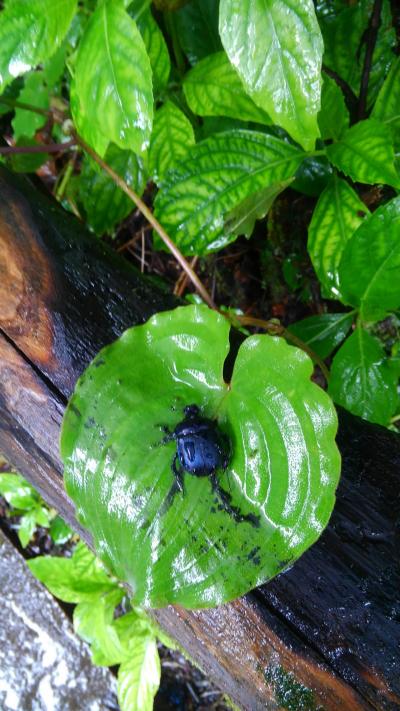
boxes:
[61,305,340,608]
[183,52,271,125]
[28,542,163,711]
[12,72,49,141]
[0,471,71,547]
[288,312,354,359]
[326,119,400,189]
[329,328,398,426]
[308,175,370,299]
[148,101,195,184]
[219,0,323,150]
[318,75,349,141]
[372,56,400,148]
[0,0,77,93]
[154,130,304,255]
[70,0,153,156]
[79,144,147,234]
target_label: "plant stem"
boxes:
[0,96,52,118]
[358,0,383,120]
[73,131,217,310]
[235,315,330,382]
[0,139,76,155]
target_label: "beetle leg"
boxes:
[210,473,260,528]
[159,455,185,517]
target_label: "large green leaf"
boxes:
[317,74,349,142]
[219,0,323,150]
[371,56,400,149]
[12,72,49,141]
[0,0,77,93]
[174,0,222,66]
[71,0,153,156]
[118,633,160,711]
[339,196,400,320]
[148,101,195,185]
[154,130,304,255]
[329,328,398,425]
[326,119,400,189]
[61,305,340,608]
[307,175,370,299]
[183,52,271,125]
[79,143,147,235]
[288,312,354,359]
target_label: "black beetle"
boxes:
[161,405,260,528]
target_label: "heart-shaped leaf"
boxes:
[61,305,340,608]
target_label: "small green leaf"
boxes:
[308,175,370,299]
[117,634,161,711]
[12,72,49,141]
[27,541,119,603]
[326,119,400,189]
[61,305,340,608]
[148,101,195,185]
[224,180,293,239]
[339,195,400,319]
[49,515,73,544]
[71,0,153,156]
[79,144,146,235]
[219,0,323,150]
[34,505,51,528]
[0,472,38,510]
[174,0,222,65]
[371,56,400,149]
[329,328,398,425]
[0,0,77,93]
[183,52,271,125]
[154,130,304,255]
[288,313,354,359]
[73,590,125,666]
[318,75,349,141]
[18,511,38,548]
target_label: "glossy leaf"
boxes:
[318,75,349,141]
[49,515,73,545]
[219,0,323,150]
[148,101,195,185]
[288,312,354,359]
[0,0,77,93]
[11,72,49,141]
[371,56,400,148]
[18,511,38,548]
[174,0,222,66]
[339,196,400,320]
[329,328,398,425]
[136,10,170,95]
[118,634,161,711]
[308,175,370,299]
[154,130,304,255]
[61,305,340,608]
[224,180,293,239]
[71,0,153,156]
[27,541,119,603]
[79,144,147,235]
[326,119,400,189]
[183,52,271,125]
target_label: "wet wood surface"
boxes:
[1,166,399,710]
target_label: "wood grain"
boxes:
[1,166,399,709]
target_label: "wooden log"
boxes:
[0,166,399,710]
